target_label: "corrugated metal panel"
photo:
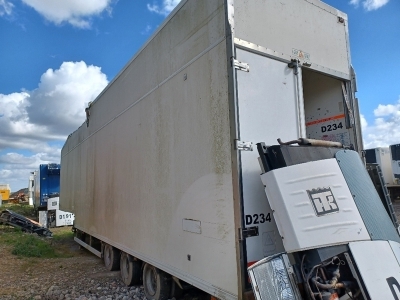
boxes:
[335,150,400,243]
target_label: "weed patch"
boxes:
[53,228,74,242]
[0,227,75,259]
[12,234,56,257]
[0,203,36,218]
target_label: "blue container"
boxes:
[34,163,61,208]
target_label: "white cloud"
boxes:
[26,61,108,135]
[360,114,368,131]
[0,61,108,144]
[362,97,400,149]
[349,0,390,10]
[349,0,361,6]
[0,61,108,191]
[21,0,113,28]
[374,103,398,117]
[0,150,61,192]
[0,0,13,16]
[363,0,390,10]
[0,152,56,167]
[141,24,152,35]
[147,0,181,16]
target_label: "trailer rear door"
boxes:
[235,48,302,269]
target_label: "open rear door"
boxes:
[235,48,303,271]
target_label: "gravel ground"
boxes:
[42,281,146,300]
[0,227,149,300]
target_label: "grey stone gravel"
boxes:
[0,238,158,300]
[0,230,201,300]
[42,278,146,300]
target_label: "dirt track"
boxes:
[0,227,127,300]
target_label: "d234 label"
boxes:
[245,213,272,225]
[321,122,343,133]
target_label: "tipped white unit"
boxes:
[261,158,370,252]
[56,210,75,227]
[350,240,400,299]
[47,197,59,210]
[38,211,47,228]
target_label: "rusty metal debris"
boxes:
[0,209,52,237]
[277,138,343,148]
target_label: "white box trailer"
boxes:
[391,144,400,185]
[61,0,400,299]
[366,146,400,200]
[365,147,393,184]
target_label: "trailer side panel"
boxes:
[61,1,239,299]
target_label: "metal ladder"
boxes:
[367,163,400,230]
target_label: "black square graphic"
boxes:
[307,187,339,216]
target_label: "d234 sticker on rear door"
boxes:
[306,114,351,146]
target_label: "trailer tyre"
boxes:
[120,252,141,286]
[170,280,183,299]
[143,263,171,300]
[103,243,120,271]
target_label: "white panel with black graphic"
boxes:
[261,158,370,252]
[307,188,339,216]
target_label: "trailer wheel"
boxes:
[103,243,120,271]
[143,263,171,300]
[120,252,141,286]
[170,279,183,299]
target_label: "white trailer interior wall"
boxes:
[366,147,393,185]
[61,0,361,299]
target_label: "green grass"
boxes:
[52,228,74,241]
[11,232,57,257]
[0,204,76,259]
[0,226,75,259]
[0,203,36,218]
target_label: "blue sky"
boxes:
[0,0,399,191]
